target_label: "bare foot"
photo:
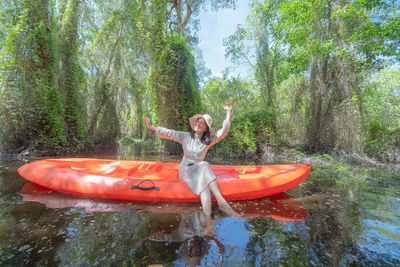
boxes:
[206,229,216,237]
[218,202,240,217]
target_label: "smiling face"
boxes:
[194,117,207,134]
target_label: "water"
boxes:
[0,152,399,266]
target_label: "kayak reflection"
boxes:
[18,182,308,221]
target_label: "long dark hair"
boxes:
[190,126,211,145]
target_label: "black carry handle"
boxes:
[130,179,160,191]
[131,185,160,190]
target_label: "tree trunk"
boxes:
[60,0,83,143]
[171,0,192,35]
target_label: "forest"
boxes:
[0,0,399,162]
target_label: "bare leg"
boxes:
[200,187,214,236]
[208,180,239,217]
[200,187,212,218]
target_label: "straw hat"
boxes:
[189,114,215,135]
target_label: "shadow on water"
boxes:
[0,144,399,266]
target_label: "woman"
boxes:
[144,103,238,220]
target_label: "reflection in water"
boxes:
[356,194,400,265]
[140,212,224,266]
[18,182,308,221]
[181,235,217,267]
[18,182,308,266]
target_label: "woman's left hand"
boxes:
[144,117,155,131]
[224,103,232,121]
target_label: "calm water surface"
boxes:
[0,151,399,266]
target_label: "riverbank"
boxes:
[276,148,399,171]
[0,143,118,161]
[276,148,400,198]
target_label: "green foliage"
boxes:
[0,0,91,151]
[364,123,400,161]
[202,76,261,125]
[118,136,143,147]
[126,77,146,140]
[150,34,202,152]
[1,0,399,159]
[211,109,278,157]
[275,75,308,147]
[362,65,400,160]
[225,0,400,155]
[59,0,85,144]
[0,0,236,152]
[314,153,334,162]
[135,0,168,60]
[81,2,130,144]
[224,1,289,112]
[363,66,400,130]
[0,0,66,150]
[96,99,120,144]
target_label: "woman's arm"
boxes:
[144,117,186,144]
[145,117,156,131]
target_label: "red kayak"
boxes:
[18,158,311,202]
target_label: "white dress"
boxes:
[155,120,230,195]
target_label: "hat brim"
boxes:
[189,114,215,135]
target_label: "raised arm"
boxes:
[224,102,232,122]
[144,117,186,144]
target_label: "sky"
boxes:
[197,0,252,78]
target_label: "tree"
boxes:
[150,34,202,153]
[134,0,237,153]
[0,0,66,150]
[202,76,260,125]
[82,4,125,143]
[224,0,291,125]
[58,0,85,144]
[277,0,400,152]
[225,0,400,153]
[167,0,236,37]
[362,65,400,160]
[0,0,239,154]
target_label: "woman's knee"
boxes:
[208,180,219,191]
[199,161,210,167]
